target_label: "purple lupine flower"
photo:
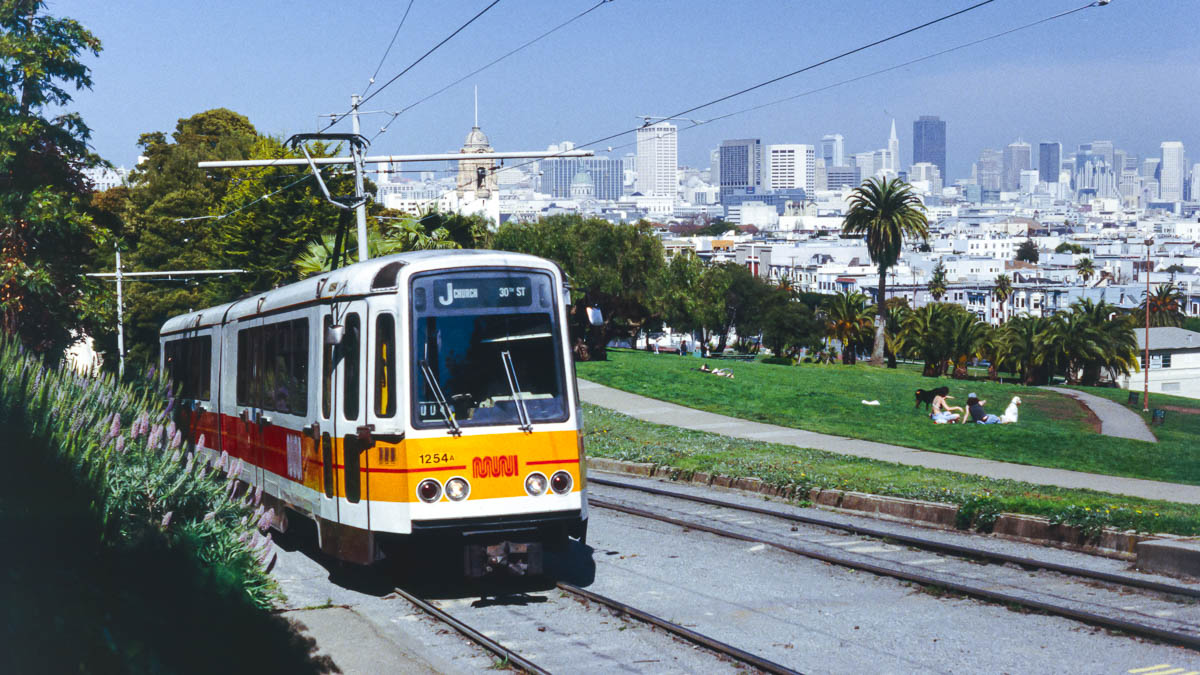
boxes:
[148,424,162,448]
[164,395,175,416]
[238,531,251,544]
[254,485,263,506]
[145,364,155,380]
[170,430,182,451]
[161,511,173,530]
[169,450,181,464]
[115,436,126,454]
[240,515,249,527]
[231,458,243,478]
[217,450,229,473]
[166,421,176,441]
[184,453,194,473]
[197,434,207,450]
[257,509,273,531]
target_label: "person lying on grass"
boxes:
[965,393,1001,424]
[930,393,962,424]
[699,363,734,378]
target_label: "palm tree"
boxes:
[928,260,948,302]
[841,177,929,367]
[992,274,1013,323]
[293,215,458,276]
[897,302,956,377]
[1139,283,1186,327]
[1001,315,1048,385]
[1075,257,1096,285]
[946,309,989,379]
[822,291,872,365]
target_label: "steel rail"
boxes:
[590,475,1200,600]
[589,497,1200,652]
[557,582,802,675]
[389,586,548,675]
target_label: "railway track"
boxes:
[389,581,800,674]
[589,474,1200,652]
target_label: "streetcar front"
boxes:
[397,260,586,575]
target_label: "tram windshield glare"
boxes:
[412,270,567,429]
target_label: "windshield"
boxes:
[412,271,567,429]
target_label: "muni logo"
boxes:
[473,454,518,479]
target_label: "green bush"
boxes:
[0,338,278,608]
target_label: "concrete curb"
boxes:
[587,457,1185,571]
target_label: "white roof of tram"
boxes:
[160,249,559,335]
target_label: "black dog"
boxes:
[914,386,950,410]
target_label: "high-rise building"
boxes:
[1038,142,1061,185]
[975,148,1003,191]
[909,162,942,193]
[887,119,900,173]
[825,166,862,190]
[635,122,677,198]
[854,151,877,178]
[821,134,844,168]
[1159,141,1185,201]
[1190,163,1200,202]
[1090,140,1114,168]
[912,115,946,180]
[719,138,762,201]
[1142,158,1160,179]
[541,157,625,201]
[766,144,815,195]
[1002,141,1032,192]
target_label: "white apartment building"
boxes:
[765,144,815,195]
[1122,327,1200,399]
[635,122,678,199]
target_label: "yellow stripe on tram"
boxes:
[1128,667,1188,675]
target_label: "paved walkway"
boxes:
[578,380,1200,505]
[1040,386,1158,443]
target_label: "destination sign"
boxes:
[430,277,533,310]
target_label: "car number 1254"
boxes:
[420,453,451,464]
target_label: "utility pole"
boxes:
[87,263,246,379]
[115,245,125,380]
[349,95,369,262]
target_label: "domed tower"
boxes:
[457,92,497,198]
[570,170,595,201]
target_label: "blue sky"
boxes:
[50,0,1200,181]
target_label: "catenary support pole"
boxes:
[115,246,125,380]
[350,95,369,263]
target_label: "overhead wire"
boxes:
[457,0,1108,193]
[361,0,418,99]
[467,0,1003,184]
[596,0,1109,157]
[176,172,316,224]
[321,0,504,134]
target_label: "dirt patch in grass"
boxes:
[1157,404,1200,416]
[1012,389,1103,434]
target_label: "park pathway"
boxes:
[1040,386,1158,443]
[578,380,1200,505]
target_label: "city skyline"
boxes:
[51,1,1200,180]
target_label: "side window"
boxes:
[322,315,333,419]
[288,319,309,415]
[237,329,251,407]
[343,313,360,420]
[194,336,212,400]
[375,313,396,418]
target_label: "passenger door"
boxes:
[333,305,370,531]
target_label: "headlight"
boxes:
[550,471,573,495]
[525,472,548,497]
[445,477,470,502]
[417,478,442,503]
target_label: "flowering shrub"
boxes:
[0,339,280,608]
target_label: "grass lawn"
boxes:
[577,349,1200,487]
[582,404,1200,536]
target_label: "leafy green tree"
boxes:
[760,287,821,360]
[928,259,947,302]
[492,215,665,360]
[1139,283,1185,328]
[882,296,909,368]
[945,308,988,379]
[0,0,105,358]
[840,177,929,366]
[1000,315,1049,385]
[1074,257,1096,284]
[1015,238,1039,263]
[656,250,707,339]
[1035,299,1138,386]
[992,273,1013,323]
[897,302,955,377]
[1055,242,1088,254]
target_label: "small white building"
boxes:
[1122,327,1200,400]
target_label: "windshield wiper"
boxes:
[500,350,533,432]
[419,359,461,436]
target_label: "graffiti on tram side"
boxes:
[473,454,519,479]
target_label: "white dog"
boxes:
[1000,396,1022,424]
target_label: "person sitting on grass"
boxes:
[930,393,963,424]
[965,393,1001,424]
